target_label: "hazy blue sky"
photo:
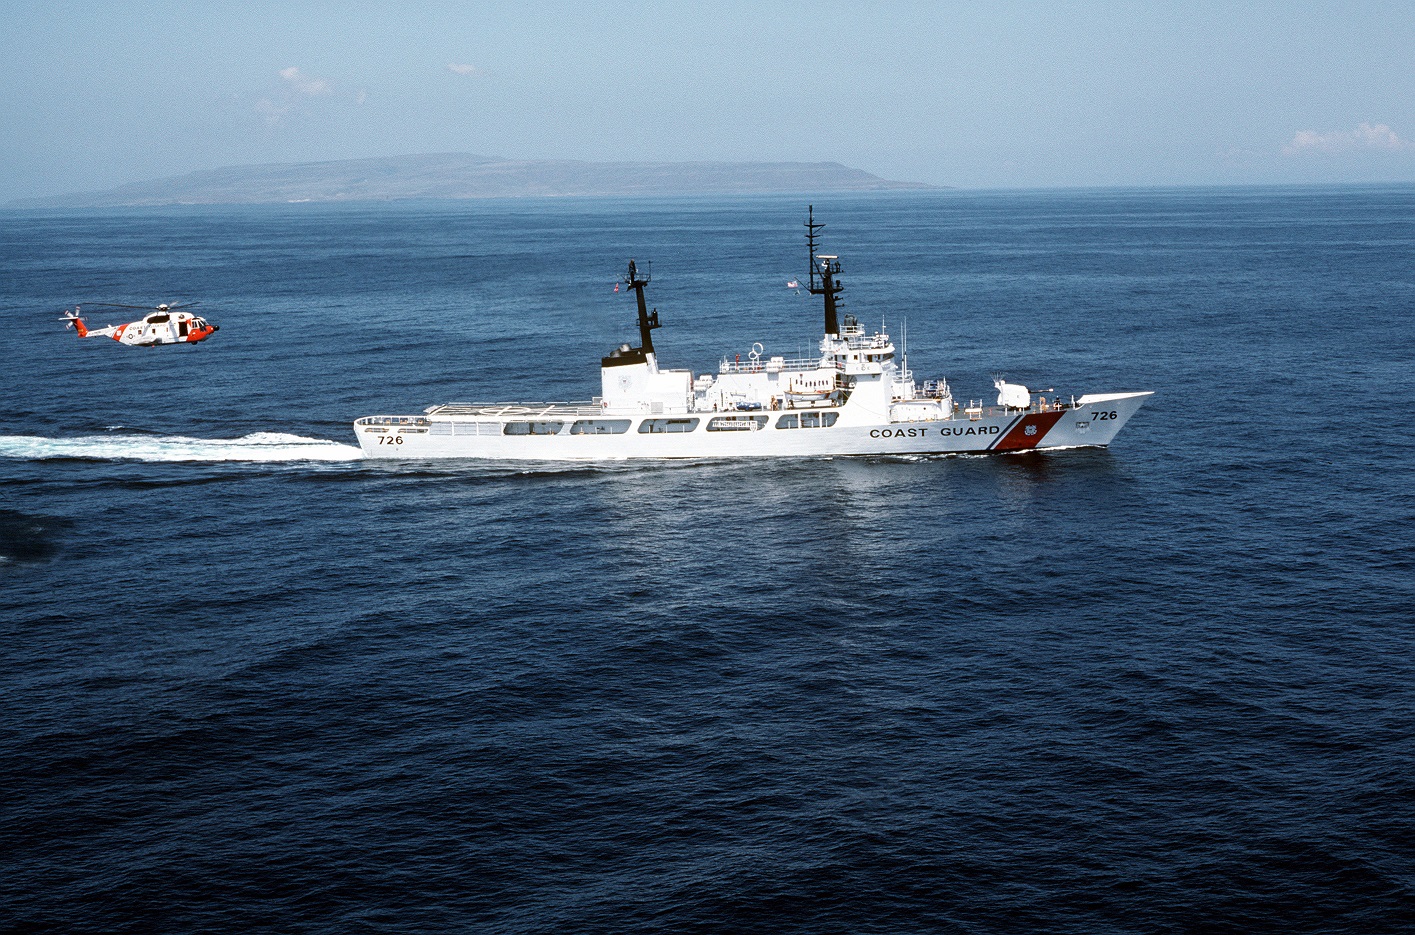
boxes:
[3,0,1414,199]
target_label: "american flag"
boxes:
[786,280,799,289]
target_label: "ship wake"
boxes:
[0,432,365,463]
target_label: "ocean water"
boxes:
[2,188,1413,933]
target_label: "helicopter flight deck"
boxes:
[354,209,1151,460]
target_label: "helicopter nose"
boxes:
[211,324,219,331]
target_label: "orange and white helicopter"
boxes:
[61,302,219,346]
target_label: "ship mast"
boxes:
[806,205,843,337]
[625,259,659,355]
[600,259,664,368]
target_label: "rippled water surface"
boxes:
[2,189,1413,933]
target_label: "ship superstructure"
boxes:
[355,209,1151,460]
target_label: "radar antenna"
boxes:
[805,205,843,336]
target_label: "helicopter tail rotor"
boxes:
[59,308,89,337]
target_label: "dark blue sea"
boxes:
[2,188,1413,933]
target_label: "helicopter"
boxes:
[60,302,218,346]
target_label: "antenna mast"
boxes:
[624,259,660,355]
[805,205,843,336]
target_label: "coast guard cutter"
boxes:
[355,209,1151,460]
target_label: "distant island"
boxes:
[10,154,936,208]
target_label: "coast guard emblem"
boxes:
[1025,425,1038,436]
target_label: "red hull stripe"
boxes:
[986,414,1022,449]
[992,410,1067,450]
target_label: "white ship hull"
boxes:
[355,212,1153,462]
[356,391,1151,461]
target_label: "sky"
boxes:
[3,0,1414,200]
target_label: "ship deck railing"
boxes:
[397,397,1082,423]
[424,402,608,418]
[955,399,1078,420]
[841,334,892,350]
[719,357,841,374]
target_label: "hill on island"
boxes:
[10,154,936,208]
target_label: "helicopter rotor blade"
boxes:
[83,301,201,310]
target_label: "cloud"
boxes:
[254,67,338,126]
[447,63,485,77]
[279,66,333,96]
[1283,122,1415,155]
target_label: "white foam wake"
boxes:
[0,432,365,462]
